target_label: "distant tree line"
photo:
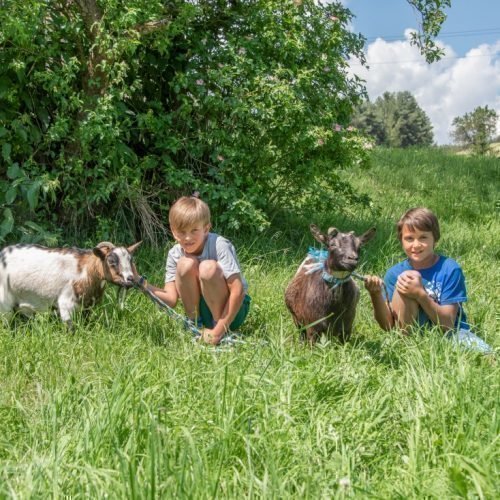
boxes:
[352,91,434,148]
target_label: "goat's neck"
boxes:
[85,254,108,284]
[326,256,351,279]
[326,269,351,279]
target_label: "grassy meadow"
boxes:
[0,148,498,498]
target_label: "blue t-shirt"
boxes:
[384,255,470,331]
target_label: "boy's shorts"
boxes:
[199,294,251,331]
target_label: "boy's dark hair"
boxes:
[397,207,440,242]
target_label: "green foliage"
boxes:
[0,0,371,242]
[406,0,452,63]
[0,1,453,244]
[451,105,498,156]
[352,92,434,148]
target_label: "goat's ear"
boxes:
[310,224,327,244]
[93,247,106,260]
[127,241,142,254]
[93,242,114,259]
[358,227,376,245]
[327,227,338,237]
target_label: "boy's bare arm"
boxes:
[364,275,394,331]
[203,274,245,344]
[148,281,178,308]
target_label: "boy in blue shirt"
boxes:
[364,207,492,353]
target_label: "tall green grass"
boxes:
[0,148,498,498]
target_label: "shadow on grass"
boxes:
[351,335,405,369]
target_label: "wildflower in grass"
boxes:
[196,79,204,86]
[339,477,350,489]
[333,123,342,132]
[217,155,225,161]
[317,138,324,146]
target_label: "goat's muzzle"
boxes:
[335,257,359,272]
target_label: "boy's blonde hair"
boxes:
[397,207,440,242]
[169,195,211,231]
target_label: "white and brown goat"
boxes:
[285,224,375,343]
[0,241,141,327]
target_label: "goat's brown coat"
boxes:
[285,265,360,343]
[73,253,107,308]
[285,225,376,343]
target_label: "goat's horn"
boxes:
[96,241,115,249]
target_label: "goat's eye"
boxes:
[107,255,119,266]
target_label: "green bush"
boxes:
[0,0,372,243]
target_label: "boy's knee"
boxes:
[199,260,223,282]
[401,270,421,279]
[177,256,199,277]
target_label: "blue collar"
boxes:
[307,247,353,288]
[321,271,352,289]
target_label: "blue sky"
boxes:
[342,0,500,144]
[347,0,500,56]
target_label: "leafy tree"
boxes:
[351,102,387,145]
[0,0,451,243]
[393,91,434,147]
[406,0,451,63]
[352,92,433,147]
[451,106,498,155]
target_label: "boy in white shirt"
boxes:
[148,195,250,345]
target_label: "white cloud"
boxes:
[349,31,500,144]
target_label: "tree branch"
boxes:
[132,18,171,35]
[74,0,103,39]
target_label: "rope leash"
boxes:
[134,275,202,338]
[350,272,395,320]
[133,276,245,348]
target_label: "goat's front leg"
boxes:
[57,287,77,331]
[117,287,128,310]
[305,328,318,345]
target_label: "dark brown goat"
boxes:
[285,224,376,343]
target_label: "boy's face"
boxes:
[172,223,210,255]
[401,225,436,269]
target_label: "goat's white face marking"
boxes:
[111,248,135,284]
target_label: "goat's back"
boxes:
[0,245,89,310]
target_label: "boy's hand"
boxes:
[364,275,384,295]
[396,270,424,299]
[201,327,225,345]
